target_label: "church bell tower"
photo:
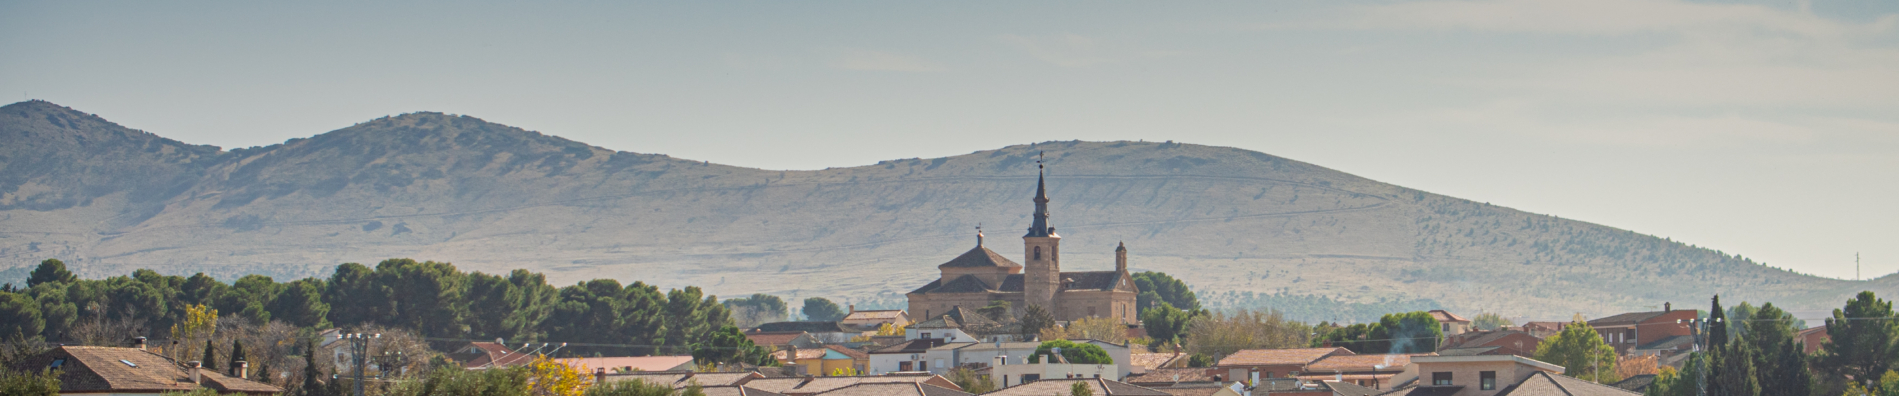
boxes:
[1024,153,1061,312]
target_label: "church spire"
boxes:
[1027,152,1053,237]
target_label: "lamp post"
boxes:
[345,333,380,396]
[1676,316,1721,396]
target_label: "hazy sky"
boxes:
[4,0,1896,280]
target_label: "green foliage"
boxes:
[1131,272,1199,311]
[1070,381,1094,396]
[1201,290,1444,324]
[1471,312,1512,331]
[465,270,557,343]
[1017,304,1056,340]
[1034,340,1113,365]
[1187,353,1212,367]
[588,378,686,396]
[1535,321,1618,383]
[1710,343,1761,396]
[801,297,845,321]
[227,339,246,377]
[0,367,60,396]
[1819,292,1897,385]
[1139,302,1204,348]
[201,341,218,371]
[0,292,44,342]
[1709,295,1731,348]
[1646,353,1702,396]
[722,294,789,329]
[1314,311,1442,354]
[947,367,997,394]
[26,259,75,288]
[977,300,1011,322]
[386,365,531,396]
[690,325,776,367]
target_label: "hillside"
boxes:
[0,100,1889,322]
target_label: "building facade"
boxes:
[906,168,1140,324]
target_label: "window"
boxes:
[899,361,913,371]
[1089,306,1097,316]
[1481,371,1496,390]
[49,358,65,368]
[1263,371,1274,378]
[921,332,932,339]
[1022,374,1040,384]
[1035,247,1042,260]
[1442,323,1450,332]
[1626,329,1637,344]
[920,360,930,371]
[1432,372,1453,386]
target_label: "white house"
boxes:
[987,353,1118,389]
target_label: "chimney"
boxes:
[994,355,1005,368]
[134,337,148,351]
[237,361,249,380]
[848,304,855,313]
[1665,302,1672,312]
[594,368,606,384]
[188,361,203,384]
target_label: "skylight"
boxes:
[120,359,138,367]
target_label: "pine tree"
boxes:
[1708,343,1760,396]
[301,340,328,396]
[201,341,218,371]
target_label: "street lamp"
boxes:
[344,333,379,396]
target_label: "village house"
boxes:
[906,307,1019,343]
[980,377,1173,396]
[906,170,1141,324]
[1440,330,1542,358]
[1389,354,1627,396]
[841,306,911,329]
[772,345,871,376]
[918,341,1041,376]
[1214,347,1356,383]
[9,344,283,395]
[739,372,964,395]
[1514,322,1566,339]
[1429,310,1473,337]
[869,339,949,374]
[1797,325,1830,354]
[1299,353,1423,390]
[987,353,1119,388]
[755,321,872,345]
[1585,304,1695,355]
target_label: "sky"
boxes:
[3,0,1896,280]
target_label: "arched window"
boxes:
[1035,246,1042,260]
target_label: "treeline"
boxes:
[0,258,735,356]
[1199,290,1444,323]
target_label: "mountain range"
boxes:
[1,100,1888,322]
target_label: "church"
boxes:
[905,165,1140,324]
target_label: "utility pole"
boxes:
[347,333,379,396]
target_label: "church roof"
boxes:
[912,271,1133,295]
[936,246,1022,269]
[1060,271,1134,292]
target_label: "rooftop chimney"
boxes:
[1665,302,1672,312]
[594,368,606,384]
[237,361,249,380]
[188,361,203,384]
[134,337,148,351]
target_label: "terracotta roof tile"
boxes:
[1214,347,1352,367]
[1427,310,1469,323]
[1306,354,1419,372]
[938,246,1024,269]
[843,310,906,321]
[746,331,808,347]
[1123,368,1215,385]
[10,346,282,394]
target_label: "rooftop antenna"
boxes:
[976,223,984,246]
[1858,252,1862,281]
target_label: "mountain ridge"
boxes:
[1,100,1889,322]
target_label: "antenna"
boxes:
[1858,252,1862,281]
[1038,151,1044,169]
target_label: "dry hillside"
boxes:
[1,100,1889,322]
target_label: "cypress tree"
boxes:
[201,341,218,371]
[228,339,246,376]
[1708,295,1729,348]
[301,340,325,396]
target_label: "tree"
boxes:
[1070,381,1094,396]
[1708,295,1731,348]
[690,325,776,367]
[301,339,327,396]
[977,300,1011,322]
[201,341,219,371]
[1818,292,1897,384]
[1035,340,1113,364]
[169,304,218,363]
[1535,322,1617,383]
[1131,272,1198,311]
[0,366,60,396]
[525,355,589,396]
[0,292,44,342]
[1017,304,1056,340]
[1051,317,1127,343]
[1372,311,1444,353]
[947,367,997,394]
[377,259,469,338]
[722,294,789,329]
[227,339,247,377]
[1140,302,1203,348]
[1186,309,1310,360]
[801,297,844,321]
[465,270,557,343]
[1708,343,1760,396]
[25,259,75,288]
[1472,312,1513,331]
